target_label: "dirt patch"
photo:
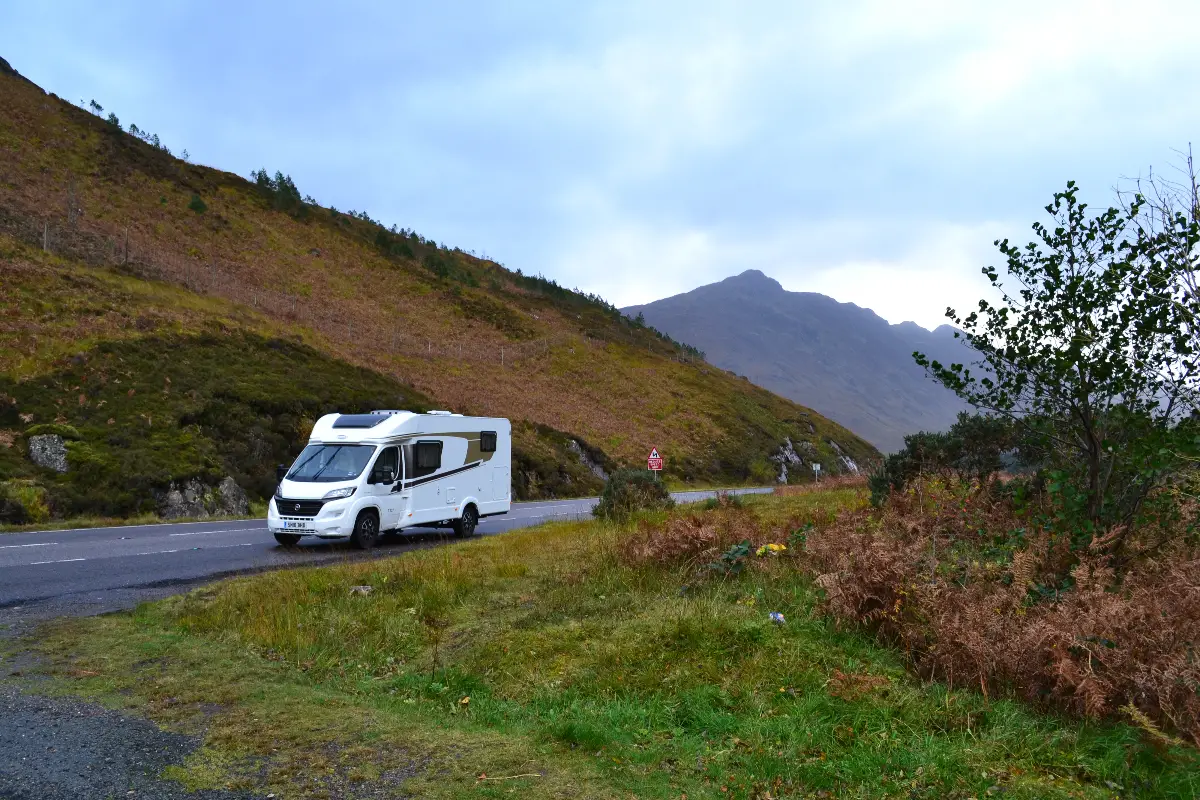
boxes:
[0,684,259,800]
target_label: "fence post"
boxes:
[42,221,48,252]
[123,227,129,264]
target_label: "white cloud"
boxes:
[7,0,1200,331]
[797,223,1007,330]
[556,212,1007,330]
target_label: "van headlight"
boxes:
[274,484,283,499]
[322,487,356,500]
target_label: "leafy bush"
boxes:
[592,468,674,522]
[705,539,751,576]
[0,480,50,524]
[870,412,1016,506]
[916,182,1200,565]
[188,194,207,214]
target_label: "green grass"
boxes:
[10,490,1197,799]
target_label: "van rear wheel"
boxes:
[351,510,380,549]
[273,532,302,547]
[454,505,478,537]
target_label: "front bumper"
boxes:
[269,497,354,538]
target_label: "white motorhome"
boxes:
[268,410,511,548]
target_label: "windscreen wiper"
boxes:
[309,446,344,482]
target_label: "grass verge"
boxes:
[0,504,266,534]
[6,489,1197,799]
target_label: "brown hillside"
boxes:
[0,63,878,512]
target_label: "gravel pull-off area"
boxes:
[0,685,258,800]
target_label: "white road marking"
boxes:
[0,542,57,549]
[28,557,87,565]
[11,518,265,535]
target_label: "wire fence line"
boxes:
[2,199,707,368]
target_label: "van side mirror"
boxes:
[276,464,288,482]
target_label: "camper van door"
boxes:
[366,446,402,530]
[408,439,444,524]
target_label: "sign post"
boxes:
[812,462,821,483]
[647,447,663,479]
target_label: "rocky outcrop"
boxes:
[216,476,250,516]
[770,437,804,484]
[27,434,68,473]
[156,476,250,520]
[568,440,609,481]
[827,440,860,474]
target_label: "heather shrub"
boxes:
[618,496,755,568]
[592,468,673,522]
[805,479,1200,747]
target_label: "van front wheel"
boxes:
[454,505,478,537]
[351,510,380,549]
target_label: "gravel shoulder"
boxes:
[0,583,264,800]
[0,684,259,800]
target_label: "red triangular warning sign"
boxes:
[649,448,660,459]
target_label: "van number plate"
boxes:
[284,521,309,530]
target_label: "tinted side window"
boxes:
[480,431,497,453]
[371,447,398,483]
[413,440,442,478]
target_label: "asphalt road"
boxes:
[0,489,769,612]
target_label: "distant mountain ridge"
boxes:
[624,270,973,452]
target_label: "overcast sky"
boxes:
[4,1,1199,329]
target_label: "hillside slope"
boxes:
[0,62,877,520]
[625,270,973,452]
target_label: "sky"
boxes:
[4,1,1199,330]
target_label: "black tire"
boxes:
[453,505,479,538]
[350,510,380,549]
[273,531,302,547]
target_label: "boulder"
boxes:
[158,478,210,520]
[27,434,68,473]
[156,476,250,520]
[216,476,250,516]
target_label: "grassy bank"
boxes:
[0,503,266,534]
[8,490,1197,798]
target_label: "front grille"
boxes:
[277,498,324,518]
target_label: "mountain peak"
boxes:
[626,271,972,452]
[727,269,783,291]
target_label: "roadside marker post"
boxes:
[647,447,663,479]
[812,462,821,483]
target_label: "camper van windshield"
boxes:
[286,444,375,482]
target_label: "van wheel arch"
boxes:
[454,504,479,537]
[350,508,380,549]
